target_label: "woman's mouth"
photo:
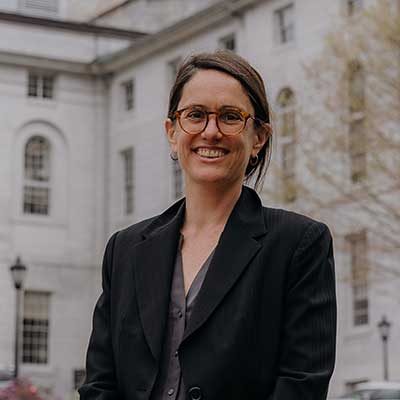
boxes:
[194,147,228,159]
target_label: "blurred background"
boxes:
[0,0,399,399]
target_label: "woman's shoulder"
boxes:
[110,198,186,246]
[261,205,331,241]
[112,215,160,246]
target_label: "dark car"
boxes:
[370,390,400,399]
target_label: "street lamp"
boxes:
[377,315,391,381]
[9,256,27,379]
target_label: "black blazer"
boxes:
[79,186,336,400]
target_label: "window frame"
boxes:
[219,33,236,52]
[347,61,367,183]
[121,147,134,215]
[18,0,59,17]
[274,3,295,45]
[27,71,55,100]
[22,290,51,365]
[121,79,135,111]
[346,0,363,17]
[276,88,297,202]
[172,159,184,200]
[167,56,185,201]
[346,230,369,327]
[23,135,51,216]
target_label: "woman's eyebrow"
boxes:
[181,103,243,110]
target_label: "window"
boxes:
[23,291,50,364]
[274,4,294,44]
[23,136,51,215]
[121,148,134,215]
[168,57,184,200]
[18,0,59,17]
[348,61,366,182]
[27,72,54,99]
[347,0,363,16]
[219,34,236,52]
[347,231,369,326]
[73,369,86,391]
[172,160,184,200]
[168,57,182,88]
[349,119,366,182]
[277,88,296,202]
[122,79,134,111]
[348,61,365,114]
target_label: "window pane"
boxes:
[220,34,236,52]
[277,88,296,137]
[347,231,369,326]
[275,4,294,44]
[348,62,365,113]
[42,76,54,99]
[28,73,39,97]
[168,57,182,88]
[22,291,50,365]
[25,136,51,181]
[173,161,183,199]
[19,0,59,17]
[23,186,49,215]
[349,119,366,182]
[122,80,134,111]
[121,148,134,214]
[74,369,86,390]
[347,0,363,16]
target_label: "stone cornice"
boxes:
[0,0,266,76]
[0,10,146,39]
[0,50,93,75]
[93,0,265,73]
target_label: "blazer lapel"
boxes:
[133,201,185,361]
[183,187,267,341]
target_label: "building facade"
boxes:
[0,0,399,398]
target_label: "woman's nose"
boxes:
[201,114,222,140]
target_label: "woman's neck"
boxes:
[182,182,242,234]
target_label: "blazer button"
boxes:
[188,386,202,400]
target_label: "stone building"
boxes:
[0,0,398,398]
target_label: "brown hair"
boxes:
[167,50,273,191]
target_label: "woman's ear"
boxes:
[165,118,178,150]
[252,123,271,157]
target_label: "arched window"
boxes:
[277,88,297,202]
[23,135,51,215]
[348,61,366,182]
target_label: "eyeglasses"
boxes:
[173,106,263,136]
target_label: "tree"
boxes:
[266,0,400,291]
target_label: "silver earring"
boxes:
[250,154,258,167]
[170,151,178,161]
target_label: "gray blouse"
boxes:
[150,235,216,400]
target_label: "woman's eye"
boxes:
[186,110,205,120]
[220,112,242,123]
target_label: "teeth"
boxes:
[196,148,226,158]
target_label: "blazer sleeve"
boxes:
[270,221,337,400]
[79,232,119,400]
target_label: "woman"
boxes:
[79,51,336,400]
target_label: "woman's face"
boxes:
[166,69,266,190]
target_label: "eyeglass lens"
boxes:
[179,107,246,135]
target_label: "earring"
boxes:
[170,151,178,161]
[249,154,258,167]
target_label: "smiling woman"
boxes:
[165,68,268,192]
[79,51,337,400]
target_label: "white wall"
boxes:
[0,62,107,397]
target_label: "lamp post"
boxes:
[377,315,391,381]
[9,257,27,379]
